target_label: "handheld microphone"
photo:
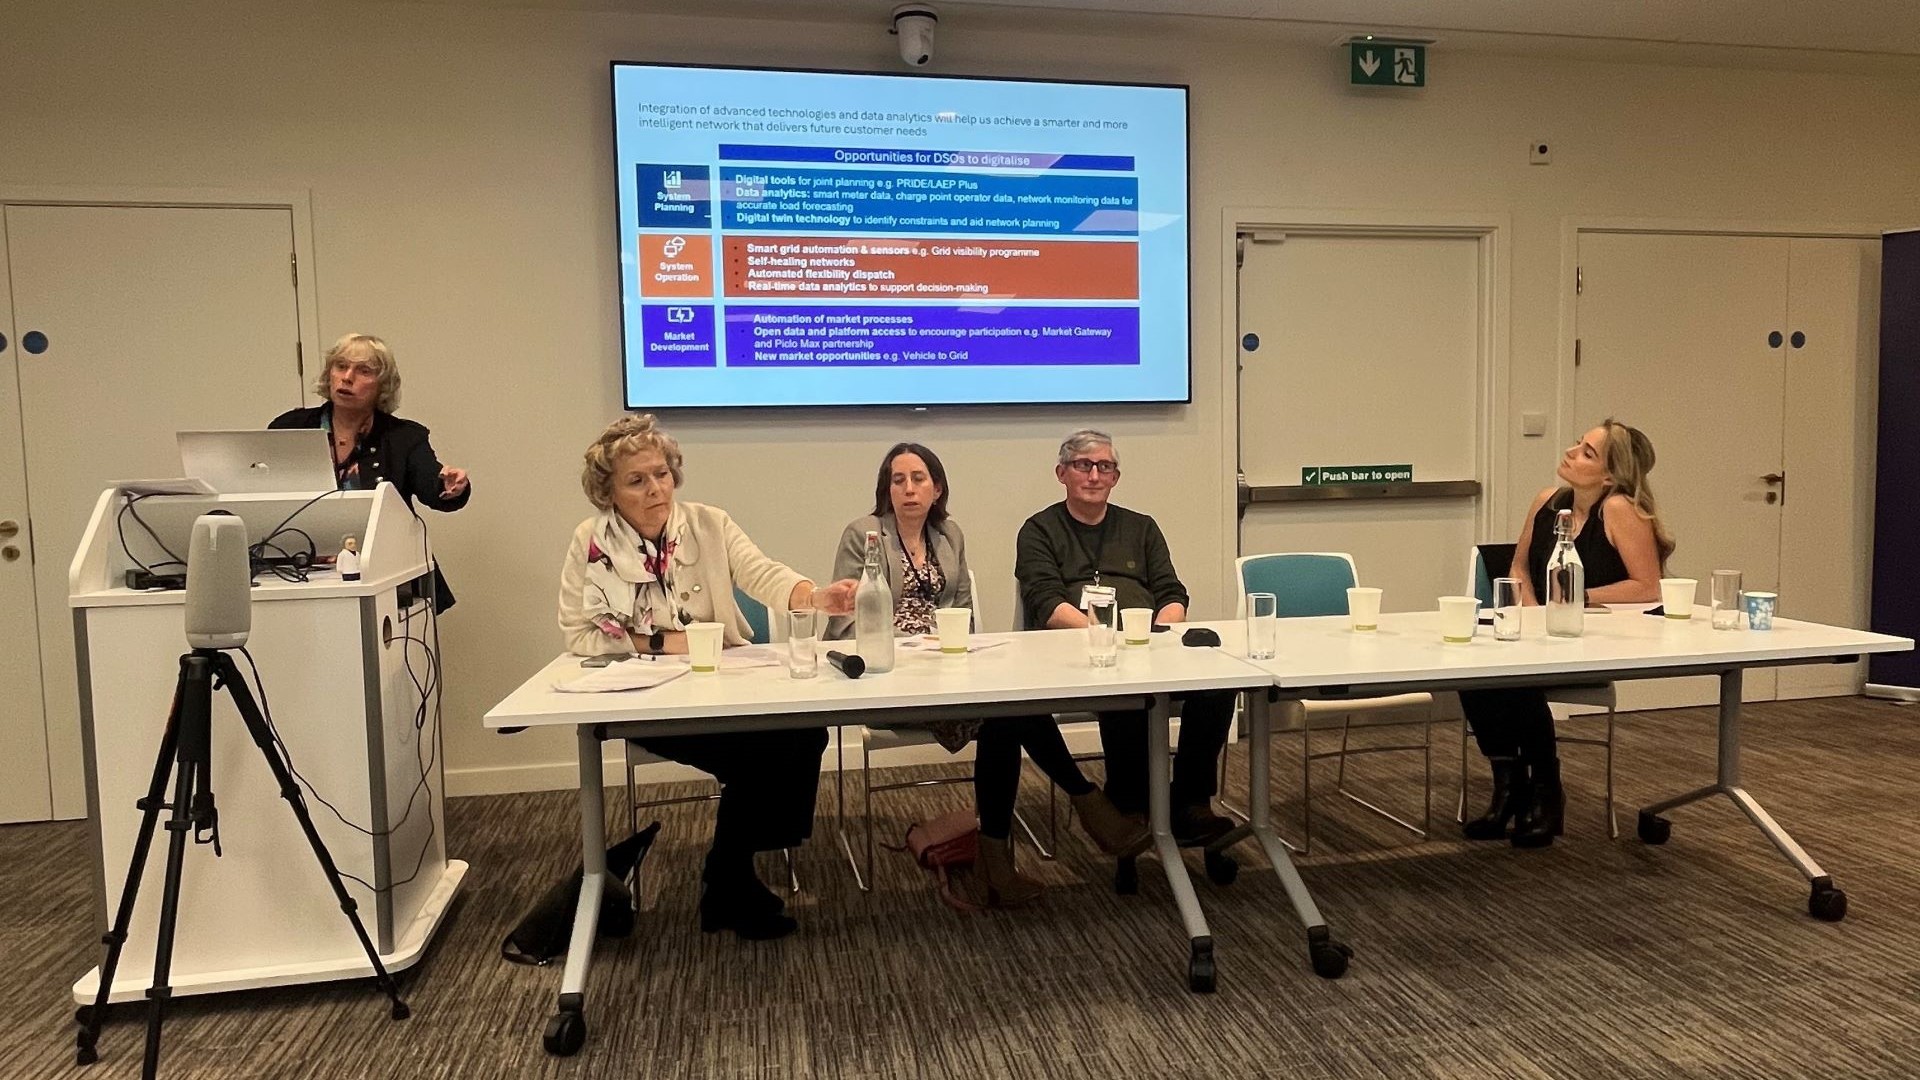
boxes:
[826,650,866,679]
[184,511,253,650]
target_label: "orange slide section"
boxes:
[723,236,1138,300]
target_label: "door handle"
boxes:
[0,519,17,539]
[1761,473,1785,485]
[1762,472,1785,506]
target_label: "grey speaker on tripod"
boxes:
[73,512,411,1078]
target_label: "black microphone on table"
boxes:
[826,650,866,679]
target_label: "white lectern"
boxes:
[68,482,466,1003]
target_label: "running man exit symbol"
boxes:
[1394,48,1418,84]
[1350,42,1424,87]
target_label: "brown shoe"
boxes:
[1071,790,1151,857]
[953,835,1043,908]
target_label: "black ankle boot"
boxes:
[1462,756,1527,841]
[1511,759,1565,849]
[700,854,795,940]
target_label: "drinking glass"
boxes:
[1246,592,1278,660]
[787,610,819,679]
[1492,577,1523,641]
[1710,570,1744,630]
[1087,594,1118,667]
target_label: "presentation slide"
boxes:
[611,64,1190,409]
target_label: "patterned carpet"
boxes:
[4,697,1919,1079]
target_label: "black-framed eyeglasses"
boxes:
[1065,459,1120,477]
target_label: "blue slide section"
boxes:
[719,167,1139,236]
[611,64,1189,408]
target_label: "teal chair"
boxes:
[622,587,800,893]
[1234,552,1436,854]
[1462,547,1618,837]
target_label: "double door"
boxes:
[0,203,306,821]
[1575,231,1879,708]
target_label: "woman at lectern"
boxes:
[1460,419,1671,849]
[559,413,857,940]
[269,333,471,611]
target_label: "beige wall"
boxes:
[5,0,1917,792]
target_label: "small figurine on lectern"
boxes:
[338,537,361,582]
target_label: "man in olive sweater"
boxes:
[1015,429,1235,845]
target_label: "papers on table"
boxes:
[666,644,785,669]
[552,659,690,693]
[553,645,787,692]
[899,635,1010,654]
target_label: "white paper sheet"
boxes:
[551,660,691,693]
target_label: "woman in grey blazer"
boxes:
[830,443,1147,908]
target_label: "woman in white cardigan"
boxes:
[559,414,855,940]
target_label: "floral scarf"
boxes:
[581,504,691,644]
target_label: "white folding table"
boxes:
[1229,605,1911,922]
[485,628,1273,1056]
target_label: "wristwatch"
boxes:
[647,630,665,654]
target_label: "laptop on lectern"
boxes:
[177,429,337,494]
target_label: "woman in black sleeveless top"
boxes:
[1462,420,1674,847]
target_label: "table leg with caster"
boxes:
[545,727,607,1057]
[1636,670,1848,922]
[1146,694,1219,993]
[1247,690,1351,979]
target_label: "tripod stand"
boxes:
[74,648,409,1077]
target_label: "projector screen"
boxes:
[611,63,1190,409]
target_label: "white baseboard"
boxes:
[446,717,1205,798]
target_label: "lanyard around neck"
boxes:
[895,526,938,600]
[1066,509,1108,586]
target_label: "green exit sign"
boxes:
[1350,42,1425,87]
[1304,464,1414,486]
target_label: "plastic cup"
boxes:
[936,606,971,654]
[686,622,724,672]
[1744,591,1778,631]
[1121,607,1153,646]
[1438,596,1479,644]
[1347,587,1382,632]
[1660,577,1698,619]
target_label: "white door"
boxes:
[1575,231,1790,708]
[0,215,50,823]
[1237,232,1486,607]
[6,204,305,819]
[1777,237,1880,698]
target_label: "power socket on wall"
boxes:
[1529,139,1552,165]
